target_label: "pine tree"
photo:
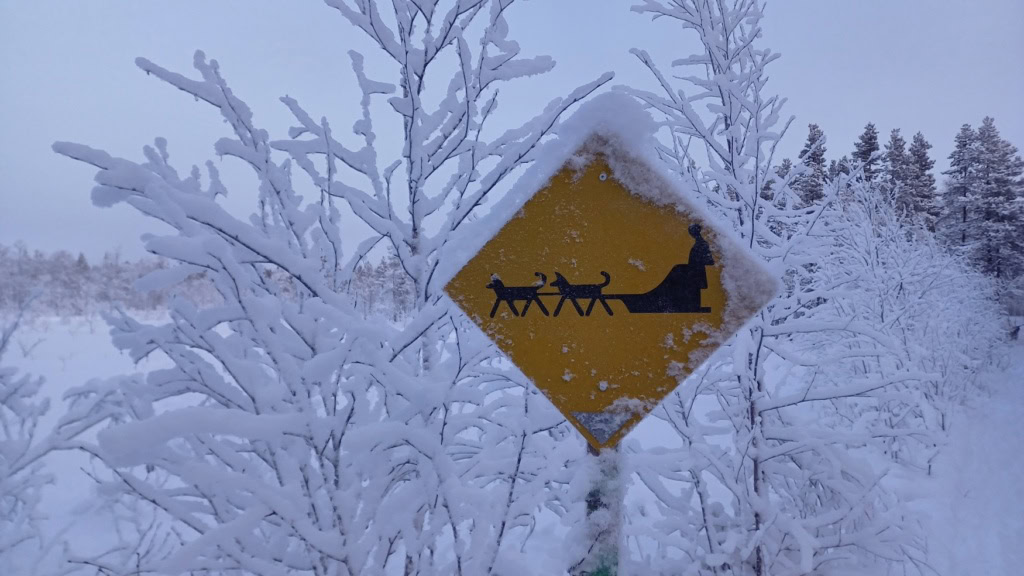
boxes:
[998,136,1024,280]
[853,123,881,181]
[940,119,1024,279]
[907,132,938,230]
[796,124,827,205]
[776,158,793,178]
[883,128,911,211]
[828,155,850,181]
[762,158,793,200]
[352,261,378,316]
[975,117,1024,279]
[941,124,979,247]
[380,249,412,321]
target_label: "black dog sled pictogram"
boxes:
[484,224,716,318]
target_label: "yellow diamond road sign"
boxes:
[445,134,777,451]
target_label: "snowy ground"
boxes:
[7,315,1024,574]
[927,339,1024,576]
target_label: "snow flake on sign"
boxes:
[663,333,676,349]
[680,321,713,344]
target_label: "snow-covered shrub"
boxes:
[615,1,997,574]
[0,302,99,575]
[823,184,1004,469]
[0,306,51,575]
[53,1,612,574]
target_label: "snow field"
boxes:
[8,316,1023,574]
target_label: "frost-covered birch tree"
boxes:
[52,1,611,575]
[824,183,1003,467]
[619,1,950,574]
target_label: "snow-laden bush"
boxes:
[823,185,1004,469]
[52,1,612,574]
[0,306,51,575]
[619,1,1005,575]
[1,301,100,575]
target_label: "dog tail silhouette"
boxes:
[599,271,610,287]
[534,272,547,286]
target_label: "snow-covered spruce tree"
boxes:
[349,249,414,321]
[940,123,980,249]
[852,123,881,182]
[53,2,610,575]
[795,124,827,207]
[939,118,1024,282]
[827,155,850,182]
[973,117,1024,281]
[882,128,912,213]
[906,132,938,232]
[624,1,931,573]
[909,133,937,230]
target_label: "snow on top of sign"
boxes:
[435,92,658,289]
[438,91,780,375]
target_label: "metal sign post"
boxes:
[572,445,621,576]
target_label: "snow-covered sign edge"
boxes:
[437,91,781,339]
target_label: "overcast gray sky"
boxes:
[2,0,1022,259]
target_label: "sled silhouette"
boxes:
[609,223,715,314]
[609,264,711,314]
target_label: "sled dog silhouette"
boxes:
[486,273,550,318]
[550,271,614,317]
